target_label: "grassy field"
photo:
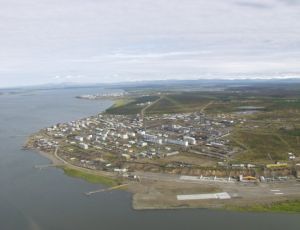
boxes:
[228,200,300,213]
[230,130,297,162]
[146,93,214,114]
[106,95,160,115]
[106,88,300,115]
[145,91,300,114]
[61,166,121,187]
[230,110,300,162]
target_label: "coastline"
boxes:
[25,142,300,213]
[24,141,123,186]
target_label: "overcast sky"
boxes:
[0,0,300,87]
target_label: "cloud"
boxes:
[0,0,299,87]
[53,75,84,81]
[235,1,273,9]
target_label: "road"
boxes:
[200,101,214,113]
[140,96,162,126]
[48,147,300,202]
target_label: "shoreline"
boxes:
[24,127,300,213]
[24,143,123,184]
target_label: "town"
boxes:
[76,91,127,100]
[30,112,234,169]
[27,106,300,182]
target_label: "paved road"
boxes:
[140,96,162,124]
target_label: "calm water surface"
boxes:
[0,88,299,230]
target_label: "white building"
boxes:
[139,142,148,147]
[75,136,84,142]
[86,135,93,140]
[114,168,128,173]
[79,143,89,150]
[166,139,188,147]
[184,136,197,145]
[143,134,163,145]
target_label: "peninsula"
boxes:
[25,81,300,212]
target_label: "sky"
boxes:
[0,0,300,87]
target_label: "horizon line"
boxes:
[1,77,300,90]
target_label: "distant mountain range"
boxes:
[1,78,300,91]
